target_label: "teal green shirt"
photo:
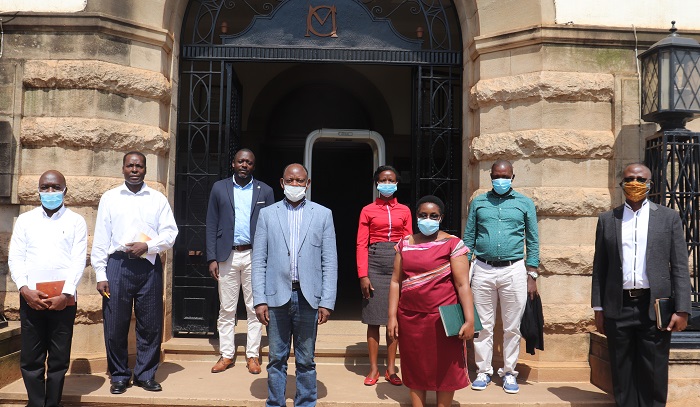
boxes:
[462,189,540,268]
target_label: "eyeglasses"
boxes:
[417,214,441,220]
[622,177,650,183]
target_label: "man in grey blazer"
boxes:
[592,163,691,407]
[252,163,337,407]
[206,149,274,374]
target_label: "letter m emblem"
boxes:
[306,5,338,38]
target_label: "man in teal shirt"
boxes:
[463,160,539,395]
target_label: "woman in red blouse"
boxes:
[356,165,413,386]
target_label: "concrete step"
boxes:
[0,360,614,407]
[163,319,389,365]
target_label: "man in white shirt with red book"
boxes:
[8,170,87,407]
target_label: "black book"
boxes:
[654,298,674,330]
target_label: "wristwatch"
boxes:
[527,270,539,280]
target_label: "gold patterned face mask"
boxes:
[622,180,650,202]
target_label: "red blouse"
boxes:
[356,197,413,278]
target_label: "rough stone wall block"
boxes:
[539,245,595,276]
[471,129,614,160]
[469,71,615,109]
[17,175,165,206]
[470,187,611,217]
[23,60,171,101]
[21,117,170,155]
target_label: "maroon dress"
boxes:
[396,235,470,391]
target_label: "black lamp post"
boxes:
[641,22,700,342]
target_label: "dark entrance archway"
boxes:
[173,0,463,334]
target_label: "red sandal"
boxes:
[385,370,402,386]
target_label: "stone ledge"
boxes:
[470,187,611,217]
[2,295,104,325]
[23,60,171,101]
[21,117,170,155]
[471,129,614,160]
[3,12,173,52]
[18,176,165,206]
[590,332,700,405]
[469,71,614,109]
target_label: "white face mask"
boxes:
[284,185,307,202]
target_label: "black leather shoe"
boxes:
[109,380,131,394]
[133,379,162,392]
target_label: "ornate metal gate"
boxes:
[174,0,463,334]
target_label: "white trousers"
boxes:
[471,259,527,377]
[217,249,262,359]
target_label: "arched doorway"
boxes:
[172,0,463,334]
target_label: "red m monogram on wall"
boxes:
[306,5,338,38]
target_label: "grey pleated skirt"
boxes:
[361,241,397,326]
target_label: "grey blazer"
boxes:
[205,178,275,263]
[251,200,338,310]
[591,201,692,320]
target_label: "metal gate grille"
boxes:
[173,59,241,333]
[413,65,462,235]
[646,129,700,304]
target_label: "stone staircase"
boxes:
[0,320,615,406]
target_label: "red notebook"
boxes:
[36,280,75,306]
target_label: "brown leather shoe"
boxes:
[246,357,261,374]
[211,357,234,373]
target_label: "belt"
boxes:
[232,244,252,251]
[110,251,146,261]
[476,256,522,267]
[624,288,650,298]
[292,281,301,291]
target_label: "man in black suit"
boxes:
[592,163,691,407]
[206,148,274,374]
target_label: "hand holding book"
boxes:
[439,303,483,339]
[655,298,689,332]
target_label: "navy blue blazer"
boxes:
[205,177,275,263]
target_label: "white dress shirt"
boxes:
[91,183,178,282]
[621,200,650,289]
[8,205,87,298]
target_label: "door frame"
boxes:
[303,128,386,200]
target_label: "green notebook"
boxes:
[438,303,483,337]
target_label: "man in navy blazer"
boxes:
[206,149,274,374]
[592,163,691,407]
[252,163,337,407]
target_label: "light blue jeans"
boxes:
[266,291,319,407]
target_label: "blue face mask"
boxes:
[492,178,512,195]
[377,183,397,197]
[39,190,65,210]
[417,218,440,236]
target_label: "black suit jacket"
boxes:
[205,178,275,263]
[520,294,544,355]
[591,201,692,320]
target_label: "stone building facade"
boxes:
[0,0,698,397]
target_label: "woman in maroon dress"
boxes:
[388,195,475,407]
